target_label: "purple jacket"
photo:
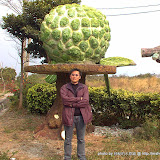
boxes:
[60,82,93,126]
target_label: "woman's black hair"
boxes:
[69,68,82,76]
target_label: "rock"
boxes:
[92,126,134,137]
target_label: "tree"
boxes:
[23,0,81,63]
[1,0,81,64]
[1,0,25,107]
[2,13,27,108]
[0,66,16,93]
[0,67,16,81]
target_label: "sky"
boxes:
[0,0,160,77]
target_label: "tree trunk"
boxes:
[19,39,25,109]
[34,72,87,139]
[24,38,31,77]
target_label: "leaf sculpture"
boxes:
[45,61,57,84]
[100,57,136,67]
[45,74,57,84]
[100,57,136,96]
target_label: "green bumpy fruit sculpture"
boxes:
[40,3,111,64]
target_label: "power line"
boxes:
[106,9,160,16]
[97,3,160,10]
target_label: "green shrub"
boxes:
[89,87,160,128]
[133,118,160,140]
[23,74,48,108]
[25,85,160,129]
[26,83,56,114]
[8,89,20,107]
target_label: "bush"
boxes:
[8,89,20,107]
[133,117,160,140]
[89,87,160,128]
[25,85,160,128]
[23,74,47,108]
[26,83,56,114]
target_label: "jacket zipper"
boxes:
[71,108,73,124]
[66,83,83,125]
[67,86,74,125]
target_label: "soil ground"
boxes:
[0,102,107,160]
[2,95,160,160]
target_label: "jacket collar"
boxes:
[66,82,84,92]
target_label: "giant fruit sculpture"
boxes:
[40,3,111,64]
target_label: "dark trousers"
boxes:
[64,115,86,160]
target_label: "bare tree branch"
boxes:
[0,0,22,14]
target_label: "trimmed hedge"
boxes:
[89,87,160,128]
[26,83,56,114]
[26,85,160,128]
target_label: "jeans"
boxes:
[64,115,86,160]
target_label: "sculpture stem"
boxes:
[104,74,111,97]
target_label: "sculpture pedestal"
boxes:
[24,64,116,139]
